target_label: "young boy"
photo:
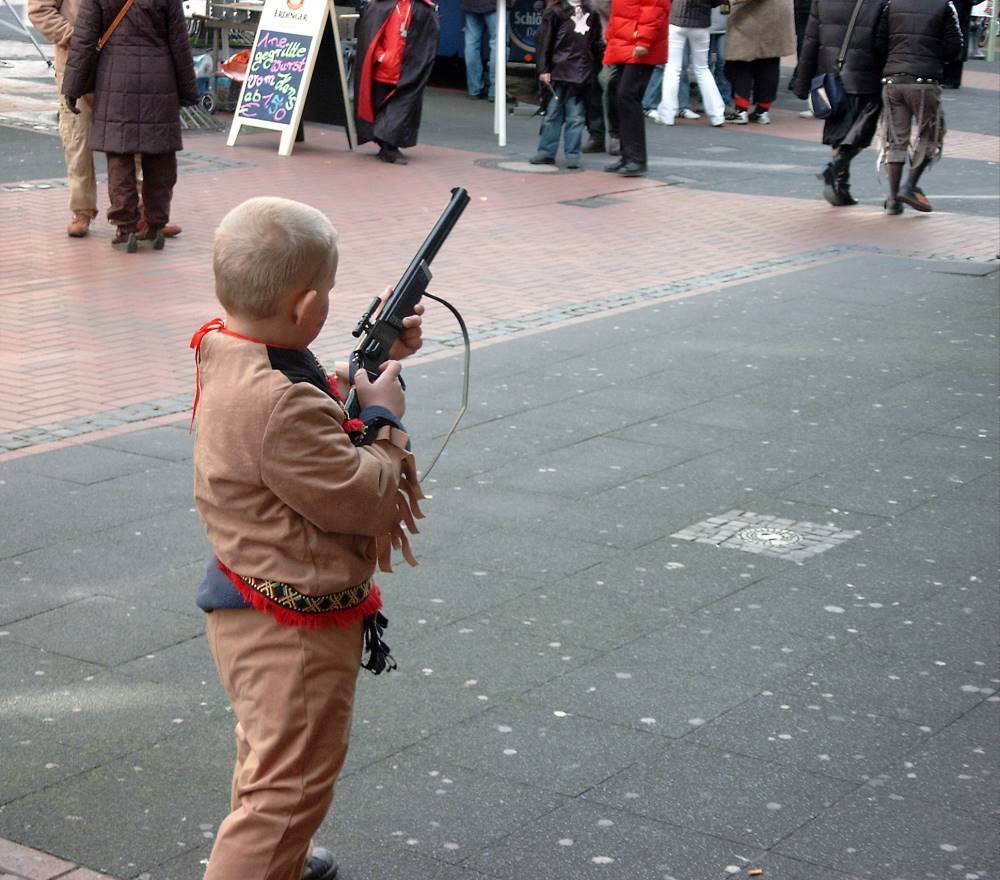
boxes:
[530,0,602,169]
[190,196,426,880]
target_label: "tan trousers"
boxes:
[205,609,363,880]
[55,70,98,218]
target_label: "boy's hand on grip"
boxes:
[389,300,425,360]
[354,360,405,419]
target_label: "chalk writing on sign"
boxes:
[238,30,312,124]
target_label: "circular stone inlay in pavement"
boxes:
[737,527,803,548]
[492,160,560,174]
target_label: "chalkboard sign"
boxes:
[227,0,356,156]
[238,30,311,124]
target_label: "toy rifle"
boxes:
[345,186,471,419]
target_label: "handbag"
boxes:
[809,0,866,120]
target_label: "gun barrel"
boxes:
[383,187,470,317]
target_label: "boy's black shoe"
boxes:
[617,161,646,177]
[302,846,338,879]
[529,153,555,165]
[604,157,627,172]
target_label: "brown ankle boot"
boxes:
[67,212,92,237]
[137,217,182,238]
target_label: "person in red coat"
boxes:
[602,0,670,176]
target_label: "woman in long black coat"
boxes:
[62,0,198,248]
[354,0,439,164]
[791,0,885,207]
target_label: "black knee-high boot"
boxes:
[832,146,859,206]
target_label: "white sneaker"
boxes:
[732,109,749,124]
[651,110,675,125]
[644,109,657,119]
[709,115,725,126]
[798,108,815,118]
[750,110,771,124]
[679,108,701,119]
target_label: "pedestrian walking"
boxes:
[724,0,796,124]
[461,0,507,100]
[60,0,198,250]
[354,0,439,164]
[530,0,602,169]
[652,0,727,125]
[602,0,670,176]
[191,196,426,880]
[643,43,703,120]
[791,0,886,206]
[877,0,963,214]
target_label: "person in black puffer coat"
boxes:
[876,0,963,214]
[791,0,886,206]
[62,0,198,249]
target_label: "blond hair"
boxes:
[213,197,339,319]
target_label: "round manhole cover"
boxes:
[491,160,560,174]
[737,527,803,548]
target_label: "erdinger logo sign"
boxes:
[510,0,544,56]
[286,0,305,9]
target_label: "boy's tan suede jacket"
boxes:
[28,0,78,71]
[193,332,423,597]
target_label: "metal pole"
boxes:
[494,0,506,145]
[987,0,998,62]
[0,0,55,72]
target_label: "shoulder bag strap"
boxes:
[97,0,137,52]
[837,0,868,69]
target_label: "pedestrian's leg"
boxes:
[689,28,724,122]
[56,71,98,235]
[585,77,606,150]
[484,10,498,100]
[656,26,685,122]
[750,56,780,116]
[605,64,621,144]
[562,91,587,166]
[642,64,663,111]
[139,152,177,244]
[105,152,140,243]
[617,63,653,171]
[726,60,752,120]
[900,84,942,210]
[204,610,363,880]
[882,83,910,213]
[677,40,693,112]
[831,144,859,205]
[710,33,732,108]
[533,85,566,162]
[463,12,485,97]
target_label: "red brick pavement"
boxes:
[1,128,998,447]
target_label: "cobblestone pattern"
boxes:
[672,509,861,563]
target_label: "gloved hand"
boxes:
[66,95,80,115]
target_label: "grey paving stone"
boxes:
[465,800,757,880]
[608,614,829,687]
[426,524,614,580]
[134,845,213,880]
[407,699,665,797]
[687,690,935,783]
[304,847,497,880]
[779,471,942,517]
[4,596,205,667]
[114,634,220,693]
[737,852,864,880]
[523,649,760,739]
[341,674,493,777]
[0,638,102,692]
[777,642,996,729]
[322,748,567,866]
[482,434,700,499]
[606,416,744,454]
[0,509,210,615]
[865,698,1000,817]
[91,425,193,462]
[858,582,1000,676]
[0,724,233,879]
[583,739,856,848]
[388,616,600,700]
[8,443,172,485]
[774,788,998,880]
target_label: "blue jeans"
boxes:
[464,11,497,98]
[709,32,732,106]
[642,42,691,111]
[536,84,586,161]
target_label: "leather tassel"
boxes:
[362,611,397,675]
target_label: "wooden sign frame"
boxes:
[226,0,357,156]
